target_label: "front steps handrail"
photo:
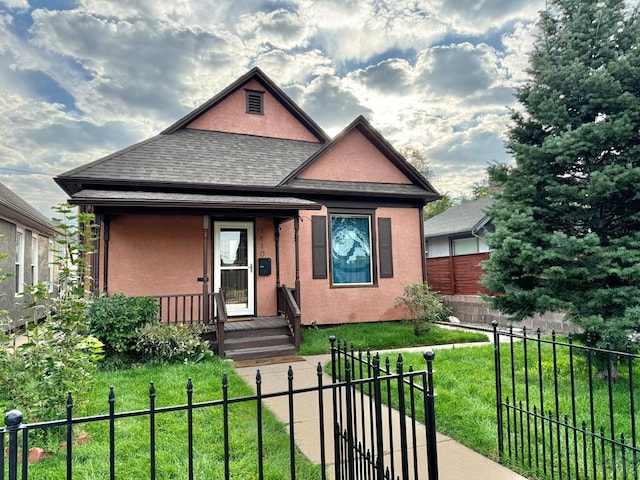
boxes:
[279,285,302,348]
[214,290,227,357]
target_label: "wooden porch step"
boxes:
[224,333,292,350]
[218,316,297,362]
[225,344,297,362]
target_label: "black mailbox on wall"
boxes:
[258,258,271,276]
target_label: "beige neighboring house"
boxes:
[0,182,58,327]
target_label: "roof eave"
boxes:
[68,197,322,211]
[0,205,58,236]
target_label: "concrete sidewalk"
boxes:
[235,351,526,480]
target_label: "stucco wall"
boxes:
[298,129,412,184]
[255,217,277,316]
[281,207,424,325]
[105,214,280,317]
[107,215,202,296]
[186,79,320,142]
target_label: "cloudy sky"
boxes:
[1,0,549,217]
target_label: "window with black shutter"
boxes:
[246,90,264,115]
[311,216,327,279]
[378,217,393,278]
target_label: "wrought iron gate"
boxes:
[330,338,439,480]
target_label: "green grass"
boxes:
[297,321,488,355]
[25,358,322,480]
[340,341,640,480]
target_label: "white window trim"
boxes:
[48,239,55,292]
[15,227,24,295]
[31,234,39,285]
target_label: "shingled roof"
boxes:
[55,68,439,206]
[0,182,57,235]
[424,198,493,238]
[56,130,323,196]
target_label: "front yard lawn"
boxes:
[298,320,488,355]
[25,358,322,480]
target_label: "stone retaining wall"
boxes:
[439,294,581,334]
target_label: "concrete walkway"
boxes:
[235,348,527,480]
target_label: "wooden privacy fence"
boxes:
[425,253,490,295]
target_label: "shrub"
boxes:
[89,293,159,355]
[394,282,452,336]
[135,323,211,364]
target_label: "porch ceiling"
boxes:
[69,189,321,210]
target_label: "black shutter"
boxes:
[378,217,393,278]
[311,216,327,279]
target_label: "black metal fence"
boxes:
[493,321,640,480]
[329,337,439,480]
[0,340,438,480]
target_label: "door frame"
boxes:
[213,220,255,316]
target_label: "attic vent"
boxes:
[246,90,264,115]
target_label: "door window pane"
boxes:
[221,270,248,306]
[330,214,372,285]
[220,229,247,266]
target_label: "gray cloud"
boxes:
[237,8,310,50]
[299,74,373,131]
[430,0,543,33]
[351,59,412,92]
[0,0,552,215]
[29,9,246,123]
[417,44,498,97]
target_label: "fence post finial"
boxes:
[4,409,22,428]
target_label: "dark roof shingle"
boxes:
[424,198,493,237]
[58,129,323,189]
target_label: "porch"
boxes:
[150,286,302,362]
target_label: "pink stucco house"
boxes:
[55,68,439,358]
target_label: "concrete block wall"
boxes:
[440,294,581,335]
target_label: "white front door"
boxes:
[214,221,255,316]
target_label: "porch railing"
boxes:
[151,287,301,352]
[154,293,213,325]
[278,285,302,349]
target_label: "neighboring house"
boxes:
[0,182,58,327]
[424,197,574,333]
[55,67,439,327]
[424,198,493,295]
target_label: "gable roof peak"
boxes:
[161,67,329,142]
[279,114,438,194]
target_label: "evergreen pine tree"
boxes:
[482,0,640,350]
